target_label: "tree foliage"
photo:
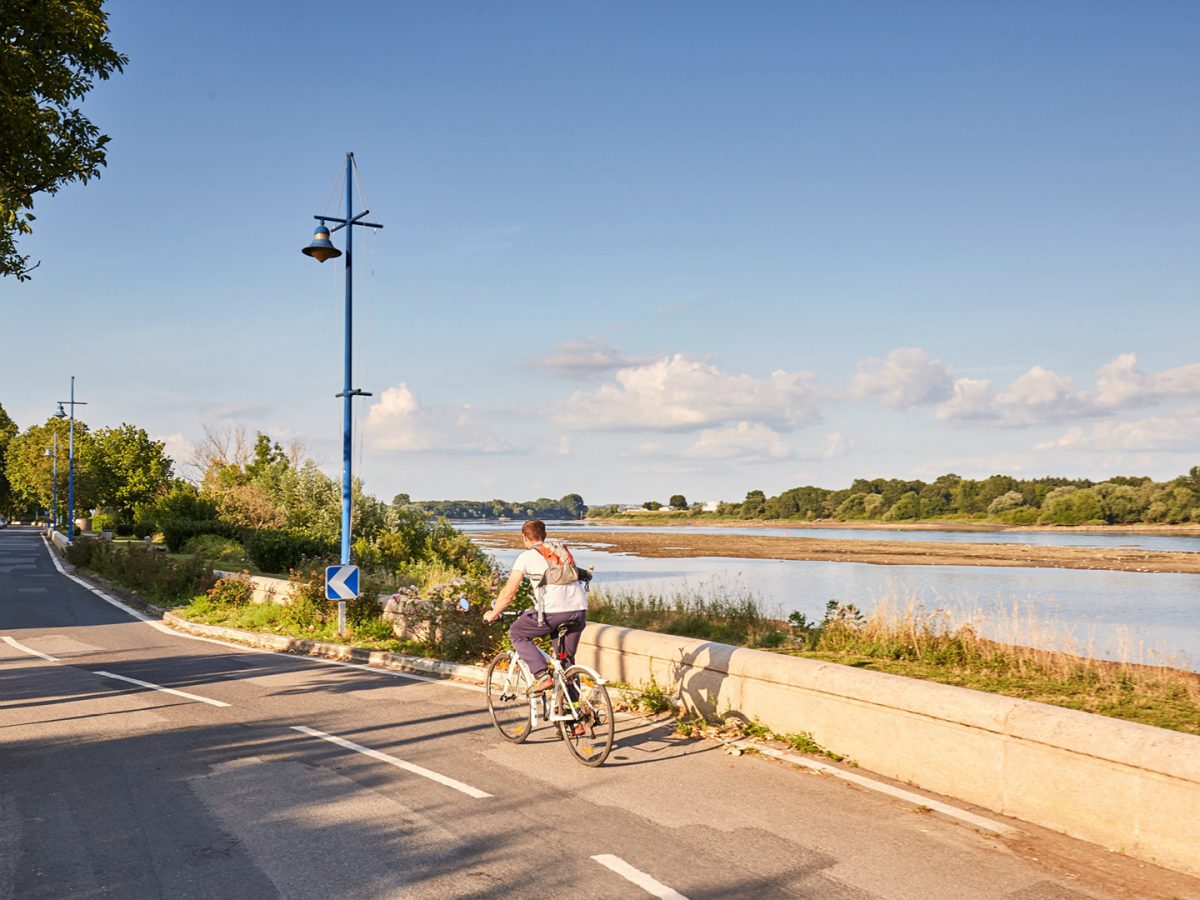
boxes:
[1,0,127,279]
[0,403,18,515]
[723,468,1200,525]
[3,417,97,514]
[411,493,588,520]
[88,424,173,520]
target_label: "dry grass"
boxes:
[786,597,1200,735]
[592,586,1200,735]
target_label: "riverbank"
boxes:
[588,514,1200,537]
[474,529,1200,574]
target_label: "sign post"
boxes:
[325,564,360,635]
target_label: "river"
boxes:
[460,521,1200,671]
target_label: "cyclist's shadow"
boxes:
[602,642,733,767]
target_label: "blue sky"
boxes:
[4,1,1198,505]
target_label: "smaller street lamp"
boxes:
[44,432,59,532]
[56,379,87,541]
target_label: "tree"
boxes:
[882,491,921,521]
[559,493,587,518]
[668,494,688,510]
[740,490,766,518]
[89,424,173,521]
[642,500,663,511]
[2,1,127,279]
[4,417,98,515]
[0,403,18,515]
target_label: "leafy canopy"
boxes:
[1,0,127,279]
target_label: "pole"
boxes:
[51,431,58,533]
[338,151,354,635]
[67,376,75,541]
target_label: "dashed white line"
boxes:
[1,635,61,662]
[291,725,492,799]
[93,670,231,707]
[41,537,486,693]
[591,855,689,899]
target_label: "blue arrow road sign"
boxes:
[325,565,359,601]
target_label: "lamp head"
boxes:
[54,404,67,419]
[302,224,342,263]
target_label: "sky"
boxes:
[3,1,1199,506]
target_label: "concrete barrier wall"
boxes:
[575,622,1200,879]
[224,573,1198,876]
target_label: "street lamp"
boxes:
[55,379,87,542]
[44,431,59,532]
[301,152,383,633]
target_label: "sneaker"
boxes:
[569,722,588,738]
[528,673,553,694]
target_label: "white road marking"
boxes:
[41,537,486,693]
[591,855,689,899]
[1,635,62,662]
[93,670,231,707]
[731,740,1019,836]
[291,725,492,799]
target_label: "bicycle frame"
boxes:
[496,644,607,730]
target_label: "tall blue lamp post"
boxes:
[301,152,383,633]
[55,378,87,541]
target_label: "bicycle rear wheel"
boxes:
[486,652,533,743]
[557,666,615,766]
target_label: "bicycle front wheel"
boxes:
[558,666,615,766]
[486,652,533,743]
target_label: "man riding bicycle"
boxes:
[483,519,587,694]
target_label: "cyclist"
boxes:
[483,519,587,694]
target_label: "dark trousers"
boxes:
[508,608,586,677]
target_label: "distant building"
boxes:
[701,501,720,512]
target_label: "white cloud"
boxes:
[682,422,792,461]
[556,436,572,456]
[939,354,1200,426]
[364,384,513,453]
[993,365,1096,422]
[822,430,854,459]
[532,338,649,381]
[937,378,997,421]
[852,348,953,408]
[155,433,194,473]
[1095,353,1200,409]
[1035,416,1200,452]
[557,354,821,432]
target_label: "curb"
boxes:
[161,612,489,684]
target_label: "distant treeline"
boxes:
[403,493,587,520]
[674,469,1200,526]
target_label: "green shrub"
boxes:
[66,540,214,606]
[279,570,331,631]
[133,522,156,539]
[162,519,240,553]
[207,574,253,606]
[183,534,245,565]
[246,530,336,574]
[115,523,134,537]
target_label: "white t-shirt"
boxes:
[513,547,588,614]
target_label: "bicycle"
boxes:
[484,610,615,767]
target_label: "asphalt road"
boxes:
[2,527,1197,899]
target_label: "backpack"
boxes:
[534,540,581,586]
[530,540,592,624]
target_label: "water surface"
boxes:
[483,542,1200,671]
